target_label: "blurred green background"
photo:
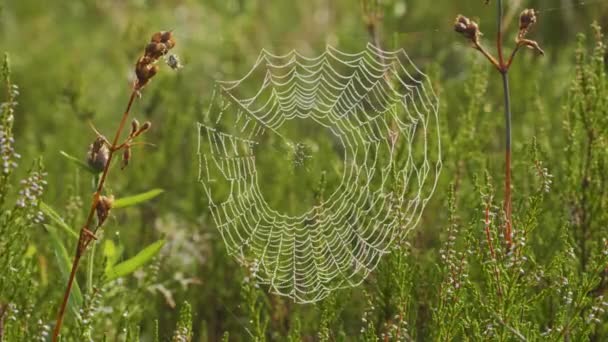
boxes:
[2,0,608,340]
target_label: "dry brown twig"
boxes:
[51,31,178,341]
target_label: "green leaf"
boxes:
[113,189,164,209]
[60,150,99,174]
[103,239,123,271]
[46,225,83,319]
[105,239,165,282]
[40,202,78,240]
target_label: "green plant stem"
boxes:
[52,88,138,342]
[496,0,513,248]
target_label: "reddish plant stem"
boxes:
[52,88,138,342]
[502,71,513,249]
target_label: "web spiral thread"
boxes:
[198,43,441,303]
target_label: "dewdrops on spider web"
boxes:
[198,44,441,303]
[288,142,313,169]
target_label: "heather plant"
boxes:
[0,53,48,342]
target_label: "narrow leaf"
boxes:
[46,225,83,319]
[40,202,78,240]
[113,189,164,208]
[60,150,99,174]
[105,239,165,282]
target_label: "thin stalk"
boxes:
[52,89,138,341]
[496,0,513,248]
[502,72,513,248]
[497,0,505,66]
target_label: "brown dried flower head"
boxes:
[87,137,110,173]
[135,31,177,89]
[95,195,114,228]
[454,15,481,44]
[519,9,537,37]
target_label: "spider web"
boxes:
[198,43,441,303]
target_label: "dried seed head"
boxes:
[454,15,481,44]
[517,9,544,56]
[87,137,109,173]
[131,119,140,137]
[145,42,168,59]
[160,31,176,49]
[135,57,159,88]
[95,195,114,228]
[134,31,177,89]
[519,9,537,35]
[150,31,163,43]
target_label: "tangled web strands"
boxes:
[198,43,441,303]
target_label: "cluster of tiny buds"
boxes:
[454,15,481,45]
[173,326,190,342]
[359,299,375,334]
[243,259,260,287]
[16,170,47,224]
[37,318,51,341]
[135,31,177,89]
[0,83,19,119]
[586,296,607,324]
[380,314,409,341]
[0,126,19,175]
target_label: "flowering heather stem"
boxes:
[51,89,138,342]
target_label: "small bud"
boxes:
[121,146,131,170]
[87,137,109,173]
[150,31,163,43]
[145,42,167,59]
[95,195,114,228]
[135,121,152,137]
[130,119,140,137]
[160,31,176,49]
